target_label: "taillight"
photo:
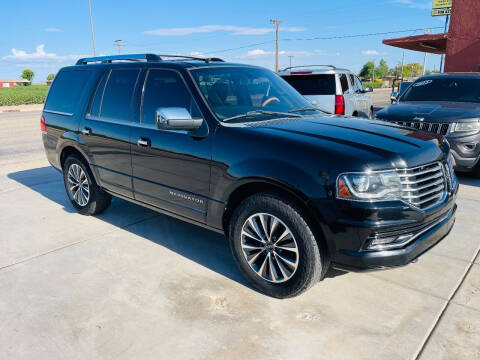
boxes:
[40,115,47,132]
[335,95,345,115]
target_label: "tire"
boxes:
[63,154,111,215]
[228,193,329,298]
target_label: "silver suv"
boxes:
[279,65,374,119]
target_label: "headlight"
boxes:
[337,170,402,201]
[454,121,480,132]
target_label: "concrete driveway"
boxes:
[0,111,479,360]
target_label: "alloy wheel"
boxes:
[240,213,299,283]
[67,163,90,206]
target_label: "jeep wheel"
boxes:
[63,154,111,215]
[229,193,328,298]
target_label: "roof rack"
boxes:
[280,64,337,72]
[76,53,161,65]
[157,54,224,63]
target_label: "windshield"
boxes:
[190,66,322,121]
[401,77,480,103]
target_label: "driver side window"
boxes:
[141,69,201,125]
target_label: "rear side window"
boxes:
[282,74,335,95]
[44,70,93,114]
[100,69,140,121]
[88,71,108,117]
[339,74,349,93]
[141,69,201,124]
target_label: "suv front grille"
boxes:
[397,162,446,209]
[392,121,451,135]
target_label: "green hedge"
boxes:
[361,81,382,89]
[0,85,48,106]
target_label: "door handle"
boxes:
[81,127,91,136]
[137,137,151,147]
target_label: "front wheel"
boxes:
[63,154,111,215]
[228,193,328,298]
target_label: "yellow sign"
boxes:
[432,0,452,16]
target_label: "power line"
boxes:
[201,27,444,56]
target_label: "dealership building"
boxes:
[383,0,480,72]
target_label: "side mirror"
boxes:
[155,107,203,131]
[390,92,399,103]
[364,86,373,93]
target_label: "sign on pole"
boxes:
[432,0,452,16]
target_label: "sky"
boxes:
[0,0,448,82]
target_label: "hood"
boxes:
[376,101,480,123]
[242,116,447,169]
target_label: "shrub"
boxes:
[0,84,48,106]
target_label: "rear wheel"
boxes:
[63,154,111,215]
[228,193,328,298]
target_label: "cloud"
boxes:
[392,0,432,9]
[144,25,305,36]
[239,48,326,59]
[45,27,60,32]
[361,50,387,56]
[1,45,86,64]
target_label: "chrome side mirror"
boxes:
[390,92,399,103]
[364,86,374,93]
[155,107,203,131]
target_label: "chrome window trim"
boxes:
[43,109,74,117]
[84,115,188,134]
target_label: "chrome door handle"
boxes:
[81,127,91,136]
[137,137,151,147]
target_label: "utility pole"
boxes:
[88,0,96,56]
[270,19,281,72]
[114,39,124,54]
[422,52,427,75]
[288,55,294,69]
[400,51,405,83]
[372,59,375,83]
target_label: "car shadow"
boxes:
[8,166,347,291]
[457,172,480,187]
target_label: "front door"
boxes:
[79,68,141,198]
[131,68,212,223]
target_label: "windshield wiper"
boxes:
[222,110,302,123]
[288,107,327,114]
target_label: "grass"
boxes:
[0,85,49,106]
[361,81,383,89]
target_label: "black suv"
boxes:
[377,73,480,176]
[42,54,458,298]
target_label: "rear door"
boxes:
[79,68,141,198]
[339,73,353,115]
[130,68,212,223]
[281,74,336,113]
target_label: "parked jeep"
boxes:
[42,54,457,298]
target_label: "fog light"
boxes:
[368,233,414,251]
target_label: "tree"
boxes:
[375,59,389,79]
[359,61,374,80]
[21,69,34,84]
[47,73,55,81]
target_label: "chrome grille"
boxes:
[392,121,452,135]
[397,162,446,209]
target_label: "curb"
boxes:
[0,106,43,113]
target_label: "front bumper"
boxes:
[447,131,480,172]
[331,204,456,271]
[312,183,458,272]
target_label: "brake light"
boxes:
[40,115,47,132]
[335,95,345,115]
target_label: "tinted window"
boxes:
[401,78,480,103]
[101,69,139,121]
[141,70,201,124]
[354,76,363,91]
[348,74,356,91]
[282,74,335,95]
[339,74,349,93]
[44,70,93,114]
[88,71,108,117]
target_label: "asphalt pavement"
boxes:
[0,110,479,360]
